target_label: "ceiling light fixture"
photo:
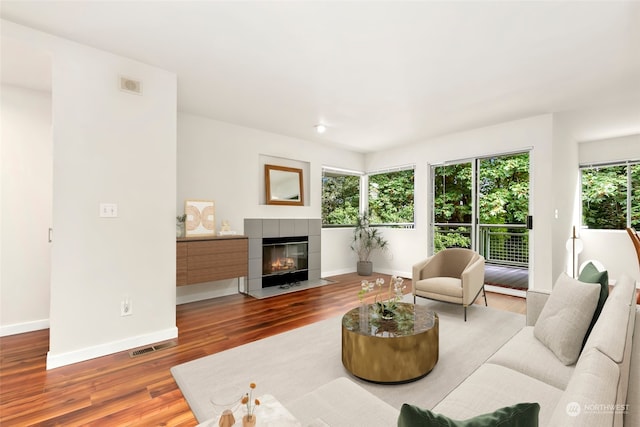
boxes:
[315,124,326,134]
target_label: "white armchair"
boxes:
[412,248,487,321]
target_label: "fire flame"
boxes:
[271,257,295,271]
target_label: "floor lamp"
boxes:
[566,226,583,278]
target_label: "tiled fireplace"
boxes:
[244,218,321,293]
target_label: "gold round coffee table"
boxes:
[341,302,438,383]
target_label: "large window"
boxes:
[368,167,415,227]
[322,168,361,226]
[581,161,640,229]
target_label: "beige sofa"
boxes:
[287,274,639,426]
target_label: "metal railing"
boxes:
[479,224,528,267]
[434,223,529,267]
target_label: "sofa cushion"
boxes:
[548,348,619,427]
[534,273,600,365]
[581,274,636,427]
[624,308,640,427]
[487,327,575,390]
[432,363,563,426]
[583,274,635,363]
[577,262,609,345]
[398,402,540,427]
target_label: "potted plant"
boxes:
[351,211,389,276]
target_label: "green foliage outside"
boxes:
[433,163,473,249]
[433,227,472,252]
[368,169,415,224]
[433,153,529,253]
[322,173,360,225]
[478,154,529,225]
[582,164,639,229]
[433,163,472,224]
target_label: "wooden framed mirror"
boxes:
[265,164,304,206]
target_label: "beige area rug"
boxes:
[171,297,525,423]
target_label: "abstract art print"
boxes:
[185,199,215,237]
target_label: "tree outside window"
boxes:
[581,162,639,229]
[322,169,361,226]
[367,168,415,227]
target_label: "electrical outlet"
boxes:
[120,299,132,316]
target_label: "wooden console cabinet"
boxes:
[176,236,248,286]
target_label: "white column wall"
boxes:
[1,21,179,368]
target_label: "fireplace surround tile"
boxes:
[244,218,322,292]
[279,219,295,237]
[309,219,321,236]
[244,219,262,238]
[308,235,321,254]
[263,219,280,238]
[294,219,309,237]
[249,259,262,280]
[249,238,262,259]
[309,251,321,270]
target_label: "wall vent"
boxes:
[119,76,142,95]
[128,340,176,358]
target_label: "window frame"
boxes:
[580,159,639,230]
[366,165,416,229]
[321,166,364,228]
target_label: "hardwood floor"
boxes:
[0,273,525,426]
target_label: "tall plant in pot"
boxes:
[351,212,389,276]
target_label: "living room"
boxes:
[1,1,639,425]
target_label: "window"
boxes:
[322,167,361,226]
[367,167,415,227]
[581,161,640,229]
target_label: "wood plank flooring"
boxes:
[0,273,525,426]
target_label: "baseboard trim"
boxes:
[322,269,411,279]
[321,268,354,277]
[0,318,49,337]
[485,284,527,298]
[46,326,178,370]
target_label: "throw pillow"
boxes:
[397,402,540,427]
[533,273,600,365]
[578,261,609,346]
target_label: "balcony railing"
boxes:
[434,223,529,268]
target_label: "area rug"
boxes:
[171,298,525,423]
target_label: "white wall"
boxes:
[550,113,581,281]
[2,21,179,369]
[176,113,364,301]
[365,115,557,290]
[579,134,640,165]
[0,85,52,336]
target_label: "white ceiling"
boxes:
[1,1,639,153]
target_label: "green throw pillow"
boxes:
[397,402,540,427]
[578,261,609,345]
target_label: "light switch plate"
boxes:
[100,203,118,218]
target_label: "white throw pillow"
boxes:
[534,273,600,365]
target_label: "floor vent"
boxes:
[129,340,177,358]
